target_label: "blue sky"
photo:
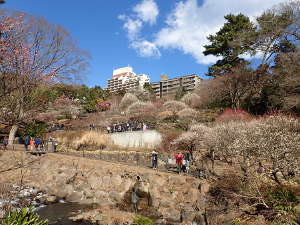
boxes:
[4,0,287,87]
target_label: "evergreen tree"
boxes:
[203,14,256,76]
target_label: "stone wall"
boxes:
[0,152,209,224]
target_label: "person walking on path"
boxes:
[35,137,42,150]
[3,136,8,150]
[131,176,141,213]
[151,150,158,169]
[106,126,111,134]
[29,138,35,151]
[174,152,184,174]
[143,123,147,131]
[24,136,30,151]
[184,151,191,173]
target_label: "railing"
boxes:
[56,150,207,178]
[0,141,56,152]
[0,142,207,178]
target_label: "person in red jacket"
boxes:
[174,152,184,174]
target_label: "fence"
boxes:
[0,142,207,178]
[60,150,170,169]
[0,140,56,152]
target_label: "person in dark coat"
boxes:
[24,136,30,151]
[131,176,141,213]
[151,150,158,169]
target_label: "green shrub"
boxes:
[133,215,154,225]
[24,121,47,138]
[266,186,299,212]
[2,207,48,225]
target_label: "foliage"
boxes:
[163,100,187,112]
[252,1,300,65]
[119,93,139,110]
[181,93,201,108]
[200,2,300,115]
[133,215,154,225]
[175,86,187,100]
[172,123,208,154]
[127,101,154,114]
[216,108,253,123]
[177,108,199,120]
[231,115,300,181]
[266,186,299,211]
[24,120,47,138]
[0,9,89,143]
[272,52,300,116]
[156,111,178,121]
[53,96,81,119]
[203,14,256,76]
[157,126,182,153]
[95,100,111,111]
[2,207,48,225]
[181,115,300,183]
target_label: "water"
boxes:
[38,202,95,225]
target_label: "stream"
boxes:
[0,184,96,225]
[38,202,95,225]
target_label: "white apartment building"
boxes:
[107,66,150,93]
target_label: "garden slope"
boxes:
[0,152,209,224]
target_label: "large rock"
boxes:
[88,176,101,190]
[159,207,181,223]
[46,195,58,204]
[55,184,74,198]
[159,199,173,208]
[111,175,122,186]
[67,191,83,202]
[102,176,111,188]
[94,190,109,200]
[108,191,123,202]
[168,176,186,185]
[199,181,210,194]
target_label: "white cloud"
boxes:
[123,17,142,40]
[120,0,288,63]
[153,0,288,64]
[131,40,161,58]
[118,0,160,58]
[133,0,159,25]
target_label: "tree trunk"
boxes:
[8,125,18,145]
[272,171,282,185]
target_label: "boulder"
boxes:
[181,208,197,223]
[168,176,186,185]
[159,199,173,208]
[102,176,111,188]
[55,184,74,199]
[88,176,101,190]
[46,195,58,204]
[111,175,122,186]
[109,191,123,202]
[67,191,83,202]
[159,207,181,223]
[199,182,210,194]
[94,190,109,200]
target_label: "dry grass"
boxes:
[54,130,110,150]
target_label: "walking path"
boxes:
[1,148,202,178]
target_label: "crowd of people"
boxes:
[107,121,148,133]
[151,150,192,174]
[1,136,58,152]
